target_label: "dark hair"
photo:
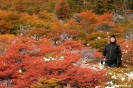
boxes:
[110,34,116,38]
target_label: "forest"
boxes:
[0,0,133,88]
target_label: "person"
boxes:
[102,34,122,68]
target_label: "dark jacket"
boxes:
[103,42,122,65]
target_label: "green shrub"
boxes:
[32,78,61,88]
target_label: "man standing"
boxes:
[103,34,122,68]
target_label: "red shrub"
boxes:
[0,38,107,87]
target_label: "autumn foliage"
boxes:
[117,40,133,68]
[0,37,107,88]
[0,0,133,87]
[55,0,70,20]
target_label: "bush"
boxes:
[32,78,61,88]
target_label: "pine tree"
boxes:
[55,0,70,20]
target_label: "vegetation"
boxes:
[0,0,133,87]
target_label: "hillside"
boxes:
[0,0,133,88]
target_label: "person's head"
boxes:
[110,34,116,43]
